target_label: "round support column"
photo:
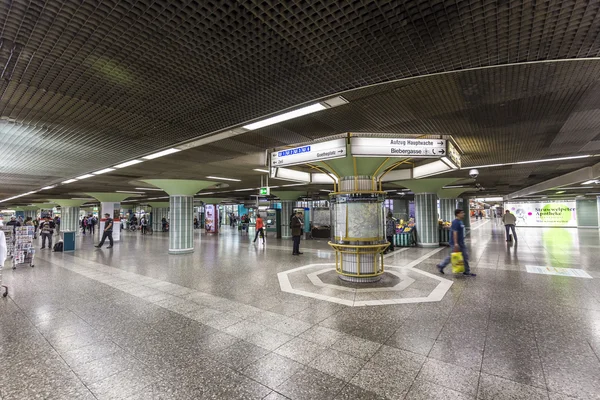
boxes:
[414,193,439,247]
[23,210,37,220]
[461,197,472,234]
[281,201,294,239]
[329,176,388,283]
[169,195,194,254]
[439,198,457,222]
[61,206,80,232]
[152,207,169,232]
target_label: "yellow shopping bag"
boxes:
[451,252,465,274]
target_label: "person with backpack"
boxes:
[39,217,55,249]
[95,213,114,249]
[502,210,518,242]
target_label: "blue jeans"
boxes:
[439,244,471,273]
[505,224,517,241]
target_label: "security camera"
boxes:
[469,169,479,179]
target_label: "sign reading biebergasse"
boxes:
[351,138,447,157]
[505,201,577,227]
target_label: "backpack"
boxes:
[53,241,64,252]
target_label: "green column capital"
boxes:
[86,193,135,203]
[196,197,226,204]
[50,199,88,207]
[147,202,170,208]
[392,178,458,194]
[141,180,216,196]
[271,191,306,201]
[437,188,471,199]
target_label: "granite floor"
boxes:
[1,219,600,399]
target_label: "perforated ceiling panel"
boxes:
[2,1,600,201]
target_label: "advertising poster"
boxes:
[504,201,577,227]
[205,204,218,233]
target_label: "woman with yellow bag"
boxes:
[436,209,476,277]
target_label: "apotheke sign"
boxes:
[351,138,447,157]
[271,138,346,167]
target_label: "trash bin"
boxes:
[61,231,75,251]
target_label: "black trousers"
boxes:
[386,236,394,252]
[292,235,301,254]
[253,228,264,242]
[98,231,113,247]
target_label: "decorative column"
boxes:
[143,180,218,254]
[52,200,87,232]
[438,199,456,222]
[393,178,459,247]
[86,193,138,242]
[329,176,388,282]
[148,202,169,232]
[21,207,38,220]
[414,193,439,247]
[272,191,305,239]
[460,196,472,234]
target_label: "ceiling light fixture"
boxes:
[206,176,241,182]
[253,168,270,173]
[135,187,163,191]
[142,148,180,160]
[444,185,464,188]
[282,183,305,187]
[556,191,566,194]
[243,103,326,131]
[114,160,143,168]
[582,180,599,185]
[93,168,115,175]
[115,191,145,194]
[62,179,78,184]
[76,174,94,180]
[234,188,255,192]
[40,185,57,190]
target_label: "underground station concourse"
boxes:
[2,2,600,400]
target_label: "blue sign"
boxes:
[278,146,311,157]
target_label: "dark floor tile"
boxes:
[405,379,474,400]
[88,365,157,400]
[276,366,346,400]
[274,337,327,364]
[331,334,382,360]
[214,340,270,371]
[477,373,549,400]
[242,353,304,389]
[309,348,366,382]
[417,358,479,396]
[350,361,415,400]
[333,384,386,399]
[429,339,484,371]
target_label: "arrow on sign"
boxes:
[338,150,344,153]
[438,141,444,145]
[439,149,445,154]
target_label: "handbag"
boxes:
[451,252,465,274]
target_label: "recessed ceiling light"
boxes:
[142,148,180,160]
[320,189,332,192]
[62,179,78,184]
[206,176,241,182]
[93,168,115,175]
[582,180,599,185]
[253,168,270,173]
[40,185,57,190]
[234,188,255,192]
[243,103,326,131]
[114,160,143,168]
[282,183,305,187]
[135,187,163,191]
[115,191,145,194]
[556,191,566,194]
[76,174,94,180]
[467,155,595,169]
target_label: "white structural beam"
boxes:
[506,162,600,200]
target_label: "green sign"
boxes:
[260,187,270,195]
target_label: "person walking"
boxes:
[33,218,39,239]
[95,213,114,249]
[291,211,304,255]
[24,217,34,226]
[161,217,168,232]
[81,217,87,234]
[39,217,55,249]
[141,216,148,234]
[253,214,265,244]
[436,209,476,276]
[502,210,518,242]
[385,212,396,253]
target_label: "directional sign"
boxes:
[271,138,347,167]
[351,138,447,158]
